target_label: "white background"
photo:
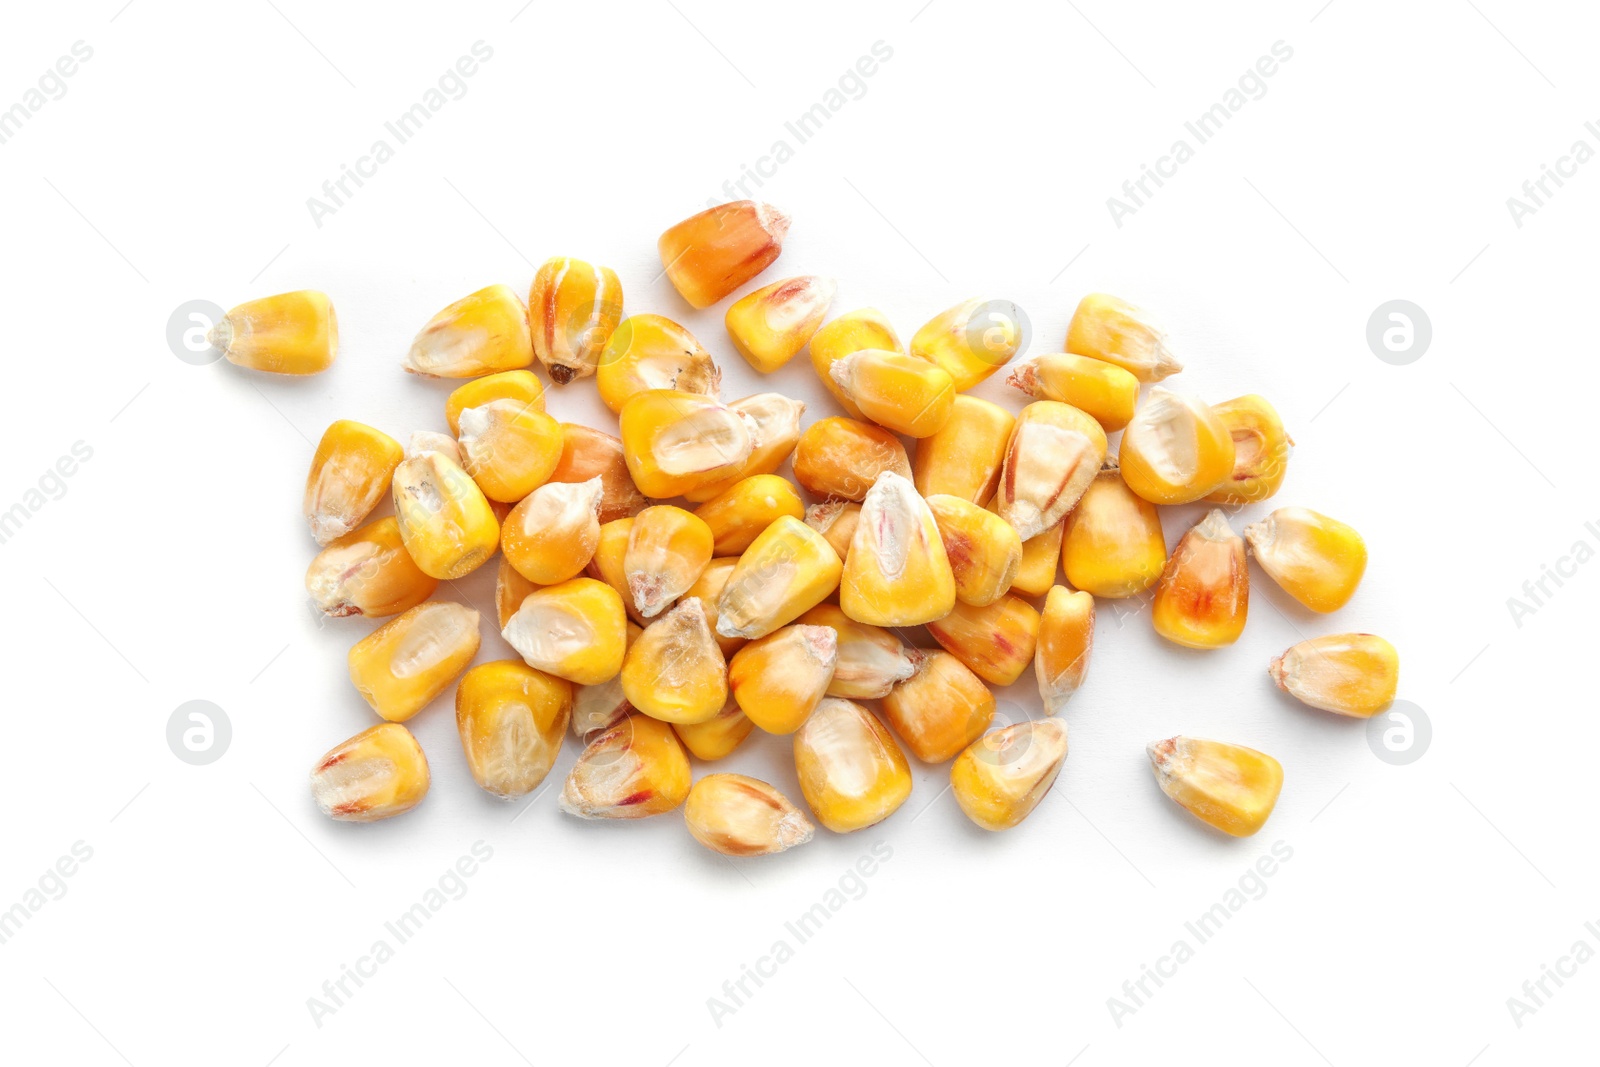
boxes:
[0,1,1592,1064]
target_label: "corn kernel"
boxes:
[547,424,647,523]
[621,597,728,724]
[1153,510,1248,649]
[794,698,913,832]
[951,718,1069,831]
[444,370,547,435]
[1205,395,1293,505]
[307,517,438,619]
[910,297,1024,391]
[495,555,539,630]
[685,773,815,855]
[882,650,994,763]
[912,395,1014,505]
[502,476,603,585]
[619,390,754,499]
[1036,587,1094,715]
[406,430,463,466]
[304,420,403,545]
[456,398,564,503]
[673,698,756,761]
[805,501,861,560]
[926,494,1021,607]
[310,722,429,822]
[809,307,902,418]
[684,557,746,658]
[1147,736,1282,837]
[348,601,481,722]
[1005,505,1064,598]
[560,714,691,819]
[716,516,844,640]
[625,505,714,618]
[212,290,337,375]
[502,577,627,685]
[927,594,1040,686]
[793,417,912,503]
[1270,633,1398,717]
[570,621,643,739]
[658,200,790,309]
[596,314,720,414]
[829,350,955,438]
[799,604,916,699]
[1061,464,1166,598]
[1065,293,1181,382]
[529,257,623,383]
[729,624,838,734]
[683,393,805,502]
[694,475,805,556]
[1007,353,1140,432]
[404,284,532,378]
[841,471,957,627]
[392,449,501,579]
[997,401,1108,541]
[1245,507,1366,613]
[588,517,646,624]
[455,660,571,799]
[727,275,836,373]
[1119,388,1235,505]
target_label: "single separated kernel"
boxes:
[306,517,438,619]
[829,350,956,438]
[391,447,501,579]
[1065,293,1181,382]
[1153,510,1248,649]
[596,314,720,414]
[659,200,790,309]
[1062,463,1167,598]
[882,650,995,763]
[1205,395,1293,504]
[729,624,838,734]
[1036,588,1094,715]
[501,476,603,585]
[304,420,403,545]
[588,517,647,625]
[1245,507,1367,613]
[211,290,337,375]
[455,660,571,799]
[1007,352,1140,432]
[727,275,836,373]
[456,399,564,503]
[547,424,647,523]
[348,602,481,722]
[619,390,754,499]
[570,621,643,739]
[998,401,1108,540]
[951,719,1069,831]
[694,475,805,556]
[793,698,913,833]
[310,722,429,822]
[625,506,714,618]
[912,395,1015,505]
[685,774,815,856]
[502,577,626,685]
[809,307,902,418]
[1005,508,1065,598]
[529,256,623,383]
[685,393,806,502]
[404,284,532,378]
[926,494,1022,607]
[841,471,956,627]
[406,430,462,466]
[799,604,916,699]
[621,598,728,724]
[673,698,756,761]
[793,417,911,502]
[1147,736,1282,837]
[443,370,546,435]
[805,501,861,560]
[1270,634,1399,717]
[560,714,691,819]
[684,557,746,657]
[926,594,1040,686]
[716,516,843,640]
[495,555,539,630]
[910,297,1024,391]
[1119,388,1235,505]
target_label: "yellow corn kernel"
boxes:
[998,401,1107,541]
[951,718,1069,831]
[588,517,649,625]
[727,275,836,373]
[1147,736,1282,837]
[673,698,756,761]
[455,660,571,799]
[212,290,337,375]
[303,420,403,545]
[348,601,481,722]
[829,350,955,438]
[841,472,957,627]
[501,477,603,585]
[619,390,754,500]
[694,475,805,556]
[1036,587,1094,715]
[625,505,714,618]
[407,430,463,466]
[926,495,1021,607]
[310,722,429,822]
[621,597,728,724]
[658,200,790,309]
[683,393,805,502]
[1119,388,1235,505]
[456,399,564,503]
[1062,464,1166,598]
[809,307,902,418]
[1205,395,1293,504]
[882,650,994,763]
[716,516,844,640]
[910,297,1024,391]
[1065,292,1182,382]
[529,257,623,384]
[684,557,746,659]
[570,621,643,739]
[1245,507,1366,613]
[912,395,1015,505]
[403,284,532,378]
[392,449,500,580]
[1152,510,1248,649]
[548,424,647,523]
[927,594,1040,686]
[793,417,912,503]
[1005,505,1064,598]
[307,517,438,619]
[1007,352,1139,432]
[495,555,539,631]
[1270,633,1398,717]
[794,698,913,832]
[729,624,838,734]
[805,501,861,561]
[799,604,916,699]
[502,577,626,686]
[443,370,546,435]
[560,714,691,819]
[684,773,815,855]
[596,313,720,414]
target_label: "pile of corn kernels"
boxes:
[213,200,1396,855]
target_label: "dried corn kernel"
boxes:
[684,393,804,502]
[830,350,955,438]
[1147,736,1282,837]
[547,424,647,523]
[684,557,746,658]
[1205,395,1292,504]
[406,430,463,466]
[882,650,994,763]
[794,417,912,503]
[841,471,956,627]
[456,399,564,503]
[1119,388,1235,505]
[502,577,626,686]
[672,698,756,761]
[1036,587,1094,715]
[621,597,728,724]
[910,297,1024,391]
[805,501,861,560]
[570,621,643,739]
[444,370,546,435]
[307,517,438,619]
[1008,511,1064,599]
[619,390,754,499]
[1152,510,1248,649]
[310,722,428,822]
[951,719,1069,831]
[729,624,838,734]
[809,307,901,418]
[926,494,1021,607]
[501,477,603,585]
[794,698,913,832]
[726,275,836,373]
[1007,352,1139,432]
[684,773,814,855]
[1245,507,1366,613]
[658,200,789,309]
[304,420,403,545]
[455,660,571,799]
[495,555,539,630]
[1065,293,1181,382]
[1062,464,1166,598]
[998,401,1107,541]
[529,257,623,383]
[392,449,501,579]
[799,604,916,699]
[927,594,1040,686]
[596,314,720,414]
[694,475,805,556]
[404,284,532,378]
[348,601,481,722]
[588,517,647,624]
[715,516,843,640]
[625,505,714,618]
[912,395,1014,505]
[1270,633,1398,717]
[212,290,337,375]
[560,714,691,819]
